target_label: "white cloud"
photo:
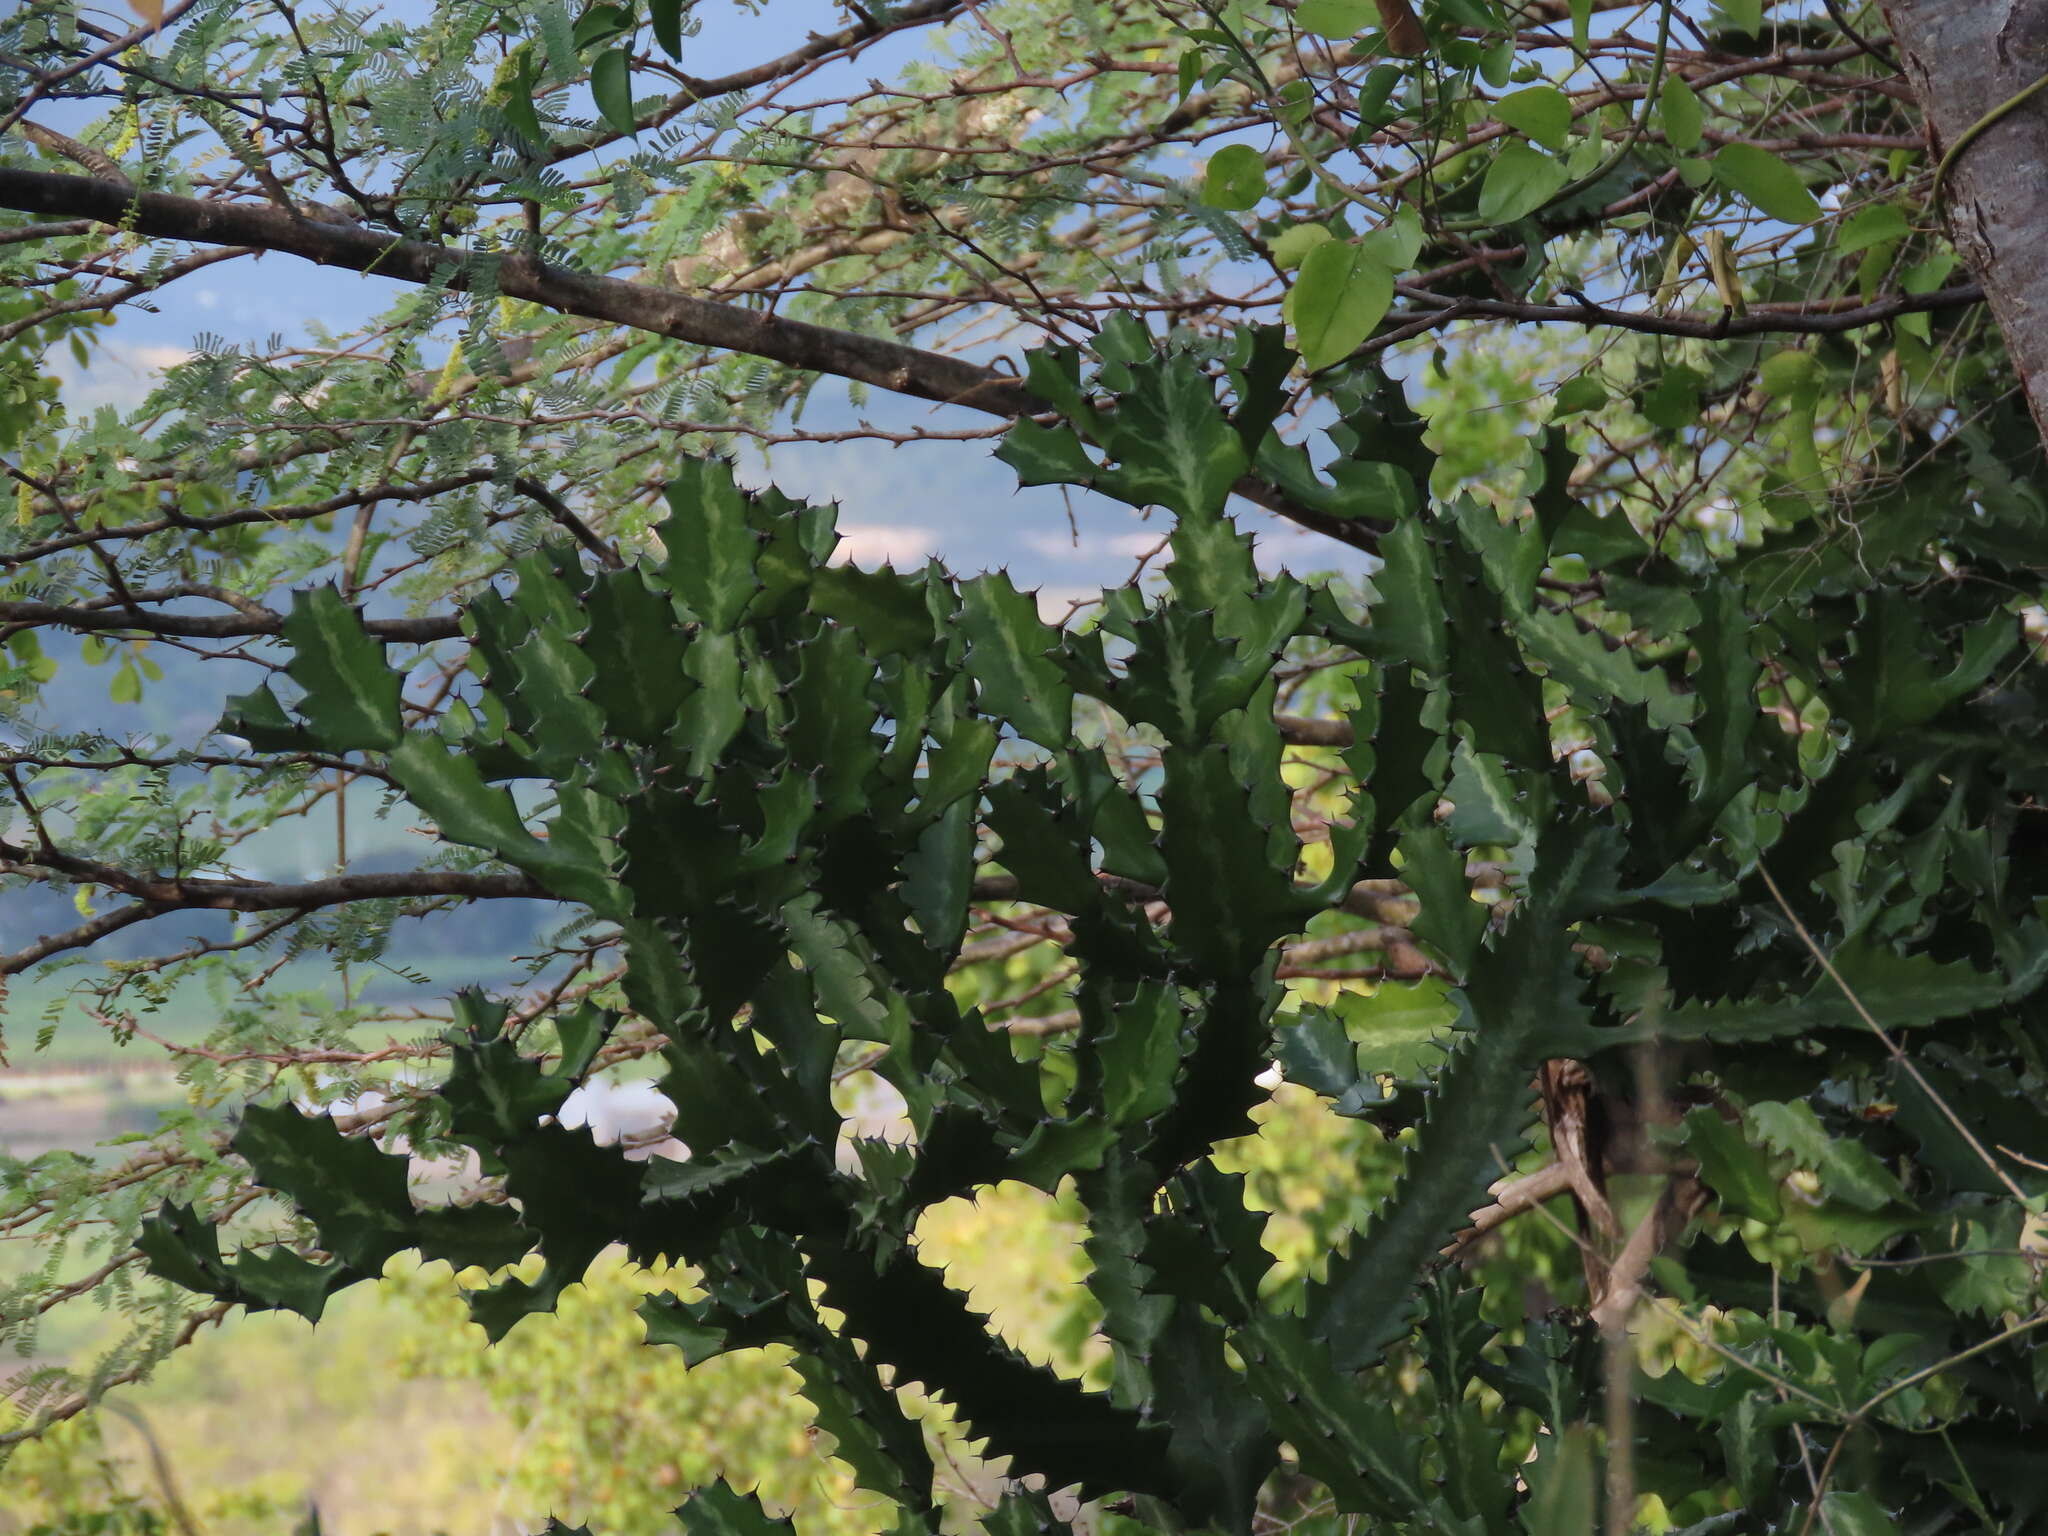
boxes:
[129,344,193,370]
[51,341,192,414]
[1251,521,1384,580]
[832,522,940,568]
[1017,529,1164,562]
[1034,586,1098,623]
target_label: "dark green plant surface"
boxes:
[140,335,2048,1535]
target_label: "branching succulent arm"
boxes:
[134,333,2048,1533]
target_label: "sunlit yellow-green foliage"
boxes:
[363,1181,1122,1536]
[11,1017,1613,1536]
[383,1255,880,1536]
[913,1182,1099,1379]
[5,1272,503,1536]
[10,841,1582,1536]
[367,1091,1407,1536]
[1212,1085,1388,1304]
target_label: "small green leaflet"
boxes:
[1285,240,1393,372]
[1757,349,1820,403]
[1659,76,1704,152]
[1293,0,1374,37]
[1355,63,1403,126]
[572,3,631,48]
[1492,85,1570,151]
[1270,223,1333,270]
[591,47,637,135]
[1837,203,1909,255]
[1641,364,1702,430]
[1477,141,1568,225]
[1480,36,1514,89]
[1203,144,1265,211]
[1357,204,1424,269]
[1718,0,1763,35]
[1713,143,1821,224]
[1551,373,1606,417]
[498,84,545,148]
[649,0,683,56]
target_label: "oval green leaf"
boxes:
[1285,241,1394,373]
[571,3,633,49]
[650,0,683,57]
[1659,75,1703,152]
[591,47,638,135]
[1493,84,1570,151]
[1816,1492,1902,1536]
[1713,143,1821,224]
[1477,140,1568,225]
[1294,0,1374,38]
[1551,373,1608,417]
[1758,348,1820,400]
[1721,0,1763,34]
[1837,202,1909,255]
[1203,144,1266,211]
[1270,223,1334,270]
[1356,203,1423,269]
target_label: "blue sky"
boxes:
[12,0,1389,911]
[39,0,1383,614]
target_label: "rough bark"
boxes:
[0,168,1035,416]
[0,169,1396,549]
[1881,0,2048,445]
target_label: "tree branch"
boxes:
[0,168,1033,414]
[565,0,970,163]
[0,595,460,643]
[0,846,548,976]
[1392,281,1985,342]
[0,168,1378,553]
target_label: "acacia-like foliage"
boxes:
[135,336,2048,1534]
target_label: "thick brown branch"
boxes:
[1395,282,1984,342]
[569,0,970,162]
[0,595,460,643]
[0,169,1375,552]
[969,869,1414,927]
[1273,714,1355,748]
[0,848,547,976]
[0,168,1033,415]
[2,471,497,568]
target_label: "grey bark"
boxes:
[1880,0,2048,445]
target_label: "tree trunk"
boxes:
[1880,0,2048,445]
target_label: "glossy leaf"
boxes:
[1293,0,1374,37]
[1713,143,1822,224]
[1494,85,1571,150]
[1478,141,1568,224]
[1286,240,1394,372]
[1203,144,1266,211]
[590,47,637,135]
[1660,76,1704,151]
